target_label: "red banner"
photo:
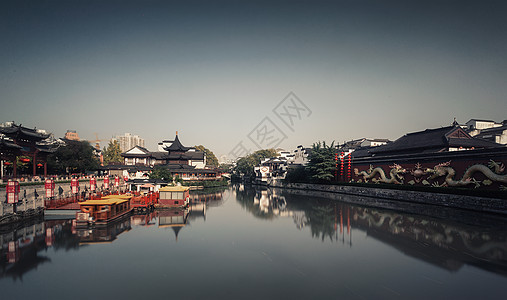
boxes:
[90,177,96,191]
[104,177,109,189]
[6,181,20,203]
[45,179,55,198]
[71,178,79,194]
[6,180,20,193]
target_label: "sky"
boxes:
[1,0,506,159]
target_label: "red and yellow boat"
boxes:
[76,194,132,227]
[157,186,190,208]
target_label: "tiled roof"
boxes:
[0,123,51,141]
[164,135,192,152]
[369,126,502,156]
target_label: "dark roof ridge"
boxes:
[404,125,455,136]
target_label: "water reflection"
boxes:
[2,185,506,298]
[75,217,132,245]
[0,189,225,280]
[0,218,74,281]
[234,184,507,277]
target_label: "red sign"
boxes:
[6,181,20,204]
[45,179,55,198]
[45,179,55,189]
[114,176,120,187]
[90,177,97,191]
[71,178,79,194]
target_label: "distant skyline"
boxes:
[1,0,506,157]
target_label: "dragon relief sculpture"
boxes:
[354,163,406,184]
[426,160,507,188]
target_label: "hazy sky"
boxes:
[1,0,506,158]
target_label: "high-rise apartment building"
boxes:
[112,133,145,152]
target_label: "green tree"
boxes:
[194,145,219,167]
[232,148,278,180]
[218,163,233,173]
[306,141,336,183]
[47,140,99,174]
[149,166,173,181]
[103,140,122,165]
[285,165,309,183]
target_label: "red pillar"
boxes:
[44,162,47,177]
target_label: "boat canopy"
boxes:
[159,186,190,192]
[80,198,130,206]
[101,194,133,200]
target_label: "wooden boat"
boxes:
[157,186,190,208]
[76,194,132,227]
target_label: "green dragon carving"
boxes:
[354,164,406,184]
[426,160,507,188]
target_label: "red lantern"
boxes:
[20,158,30,163]
[4,161,11,165]
[37,163,43,167]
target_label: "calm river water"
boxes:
[1,185,507,299]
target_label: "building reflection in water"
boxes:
[0,189,225,280]
[157,189,225,240]
[234,184,507,277]
[75,218,132,245]
[0,218,76,281]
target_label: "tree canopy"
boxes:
[194,145,218,167]
[149,166,173,181]
[233,149,278,180]
[306,141,336,183]
[103,140,122,165]
[47,140,99,174]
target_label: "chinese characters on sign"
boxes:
[229,92,311,160]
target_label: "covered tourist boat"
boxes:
[157,186,190,208]
[76,194,132,227]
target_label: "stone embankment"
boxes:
[0,198,45,226]
[271,181,507,216]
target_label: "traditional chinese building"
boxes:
[353,125,501,158]
[119,132,219,181]
[346,124,507,191]
[0,122,58,179]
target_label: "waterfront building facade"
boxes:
[119,132,218,181]
[346,124,507,191]
[292,145,312,166]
